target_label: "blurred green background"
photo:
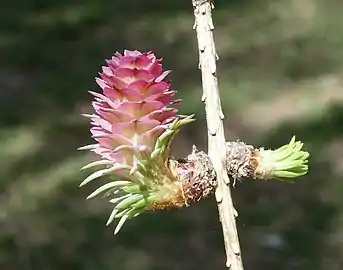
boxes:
[1,0,343,269]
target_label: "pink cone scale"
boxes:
[79,50,201,234]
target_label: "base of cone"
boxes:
[177,146,217,203]
[147,146,217,210]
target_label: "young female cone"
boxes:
[79,50,216,234]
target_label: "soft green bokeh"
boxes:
[1,0,343,269]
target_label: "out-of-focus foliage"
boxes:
[1,0,343,269]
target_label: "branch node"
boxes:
[215,191,223,203]
[192,21,197,29]
[233,208,238,217]
[201,93,206,102]
[220,110,225,119]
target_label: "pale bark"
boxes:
[191,0,244,269]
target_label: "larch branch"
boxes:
[191,0,244,269]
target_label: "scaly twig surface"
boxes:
[191,1,244,269]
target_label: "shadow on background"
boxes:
[1,0,343,269]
